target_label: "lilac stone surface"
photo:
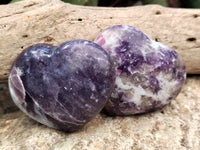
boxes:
[94,25,186,116]
[8,40,115,132]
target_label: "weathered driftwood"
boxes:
[0,0,200,81]
[1,77,200,149]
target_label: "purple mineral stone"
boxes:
[9,40,115,132]
[94,25,186,116]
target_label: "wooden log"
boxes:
[0,0,200,81]
[1,77,200,149]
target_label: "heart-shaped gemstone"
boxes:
[95,25,186,115]
[9,40,115,132]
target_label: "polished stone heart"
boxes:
[95,25,186,115]
[9,40,115,132]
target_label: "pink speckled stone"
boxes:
[95,25,186,116]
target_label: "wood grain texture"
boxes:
[0,76,200,150]
[0,0,200,81]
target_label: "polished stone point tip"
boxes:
[95,25,186,116]
[8,40,115,132]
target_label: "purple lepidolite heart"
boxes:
[95,25,186,115]
[9,40,115,132]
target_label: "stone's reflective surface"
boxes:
[9,40,115,132]
[95,25,186,116]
